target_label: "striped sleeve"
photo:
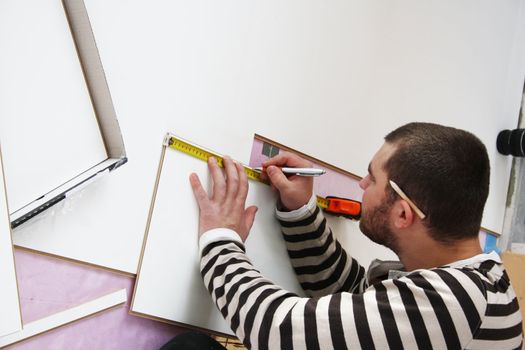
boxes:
[276,200,366,297]
[466,261,524,349]
[200,237,523,350]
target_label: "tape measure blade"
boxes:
[165,135,354,217]
[168,134,220,164]
[166,134,262,182]
[316,196,329,209]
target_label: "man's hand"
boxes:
[261,152,314,211]
[189,156,258,242]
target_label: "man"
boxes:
[179,123,522,349]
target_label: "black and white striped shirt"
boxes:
[199,198,523,349]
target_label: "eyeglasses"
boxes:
[389,180,426,219]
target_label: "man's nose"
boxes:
[359,176,369,190]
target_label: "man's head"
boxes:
[359,122,490,248]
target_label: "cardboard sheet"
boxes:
[502,252,525,335]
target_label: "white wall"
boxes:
[83,0,525,234]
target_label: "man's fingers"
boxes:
[208,157,226,201]
[236,161,249,204]
[189,173,208,209]
[262,151,312,168]
[265,165,290,192]
[262,154,290,168]
[223,156,239,200]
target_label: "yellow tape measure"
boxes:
[164,134,330,209]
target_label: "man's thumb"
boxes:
[244,206,258,232]
[266,166,288,191]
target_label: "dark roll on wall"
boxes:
[497,129,525,157]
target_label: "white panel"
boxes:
[0,0,108,212]
[131,146,306,334]
[0,289,126,347]
[0,148,22,337]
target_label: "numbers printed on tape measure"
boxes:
[167,135,263,182]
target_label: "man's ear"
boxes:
[392,200,414,229]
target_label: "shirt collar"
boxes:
[445,251,501,268]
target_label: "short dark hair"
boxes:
[384,122,490,243]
